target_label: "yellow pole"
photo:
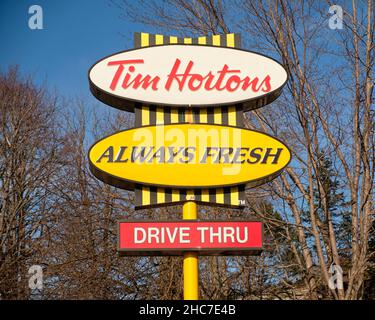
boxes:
[183,201,198,300]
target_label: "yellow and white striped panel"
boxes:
[133,32,246,210]
[135,185,246,210]
[134,32,241,48]
[134,105,244,127]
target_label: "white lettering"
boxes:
[223,227,235,243]
[237,227,248,243]
[179,227,190,243]
[209,227,222,243]
[134,228,146,243]
[197,226,209,243]
[166,227,178,243]
[148,227,160,243]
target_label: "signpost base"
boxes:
[183,201,198,300]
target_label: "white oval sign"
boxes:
[88,45,288,112]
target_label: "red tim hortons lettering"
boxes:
[165,58,272,93]
[107,59,160,91]
[107,58,272,93]
[165,59,241,91]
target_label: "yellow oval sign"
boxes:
[88,124,291,189]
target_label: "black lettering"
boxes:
[200,147,219,163]
[114,146,128,163]
[247,148,263,164]
[261,148,283,164]
[148,146,165,163]
[180,147,196,163]
[96,146,114,163]
[167,146,185,163]
[232,147,249,164]
[131,147,153,163]
[215,147,234,163]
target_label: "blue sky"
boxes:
[0,0,139,103]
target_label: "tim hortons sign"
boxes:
[88,32,290,265]
[88,44,288,112]
[118,220,263,256]
[88,124,291,189]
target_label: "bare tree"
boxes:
[0,67,62,299]
[115,0,374,299]
[2,0,373,301]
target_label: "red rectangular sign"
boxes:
[118,220,263,256]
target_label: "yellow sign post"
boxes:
[182,201,198,300]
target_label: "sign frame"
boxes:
[88,44,288,113]
[117,219,264,256]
